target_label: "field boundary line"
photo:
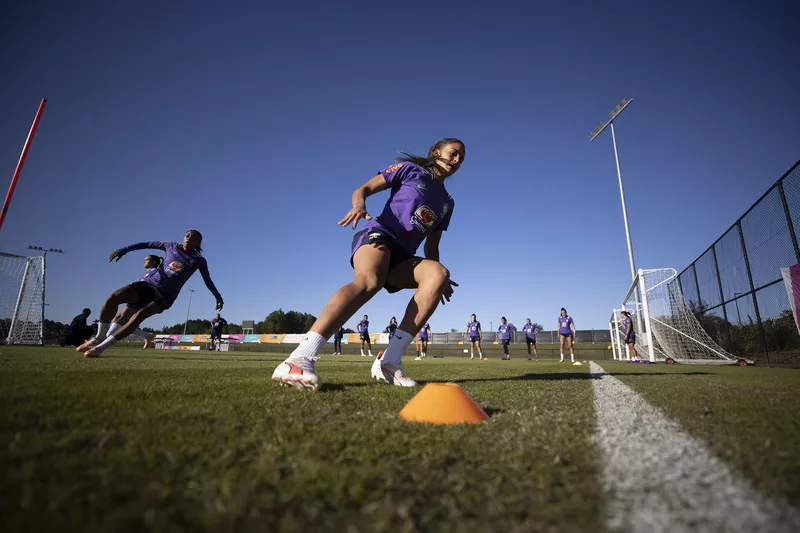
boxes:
[590,362,799,532]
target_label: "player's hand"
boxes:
[109,250,125,262]
[338,204,372,229]
[440,279,459,305]
[215,298,224,311]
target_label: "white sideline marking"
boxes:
[590,362,800,533]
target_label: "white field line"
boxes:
[589,362,800,533]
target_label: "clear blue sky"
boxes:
[1,1,797,332]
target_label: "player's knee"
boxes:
[420,261,450,290]
[354,273,384,296]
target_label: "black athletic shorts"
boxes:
[210,330,222,340]
[127,281,167,311]
[502,339,510,346]
[526,337,536,346]
[470,335,481,343]
[351,228,417,294]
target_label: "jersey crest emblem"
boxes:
[410,205,437,233]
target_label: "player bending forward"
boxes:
[272,138,465,390]
[77,230,223,357]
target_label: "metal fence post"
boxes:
[738,220,768,363]
[778,181,800,264]
[711,246,732,350]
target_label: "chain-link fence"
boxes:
[677,160,800,365]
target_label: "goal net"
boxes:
[0,252,45,345]
[614,268,746,364]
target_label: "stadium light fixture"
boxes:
[589,98,636,283]
[183,289,195,336]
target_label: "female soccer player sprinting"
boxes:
[357,315,373,356]
[558,307,576,363]
[498,317,515,360]
[621,311,638,362]
[77,230,223,357]
[102,254,163,350]
[466,314,484,360]
[415,322,430,360]
[272,138,464,390]
[521,318,539,361]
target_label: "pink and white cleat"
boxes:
[272,358,322,391]
[371,352,417,387]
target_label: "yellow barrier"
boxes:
[261,334,285,344]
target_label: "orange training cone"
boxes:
[399,383,489,425]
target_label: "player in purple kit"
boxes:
[415,322,430,360]
[77,230,223,357]
[557,308,576,363]
[521,318,539,361]
[386,316,398,340]
[498,317,515,360]
[272,139,464,390]
[357,315,373,357]
[103,254,163,350]
[621,311,639,362]
[466,314,484,360]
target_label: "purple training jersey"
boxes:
[498,323,514,340]
[358,319,369,334]
[522,323,536,340]
[361,162,455,256]
[118,241,221,308]
[558,316,574,335]
[138,267,160,282]
[622,316,632,335]
[419,323,430,340]
[467,321,481,336]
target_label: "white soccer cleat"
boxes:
[470,355,474,360]
[272,358,322,391]
[371,353,417,387]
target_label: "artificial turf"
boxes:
[1,346,603,533]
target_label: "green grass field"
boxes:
[1,346,798,532]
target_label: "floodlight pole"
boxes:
[590,98,637,283]
[183,289,195,336]
[28,245,64,344]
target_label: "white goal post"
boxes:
[611,268,752,365]
[0,252,45,345]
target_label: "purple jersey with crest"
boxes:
[498,323,513,340]
[419,323,430,340]
[522,323,536,340]
[358,319,369,334]
[558,316,574,335]
[467,321,481,336]
[118,241,221,307]
[362,162,455,256]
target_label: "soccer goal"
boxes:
[0,252,45,345]
[612,268,752,365]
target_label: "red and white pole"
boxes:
[0,98,47,233]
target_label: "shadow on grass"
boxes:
[426,371,713,384]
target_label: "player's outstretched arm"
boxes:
[198,260,223,310]
[109,241,167,262]
[338,175,389,229]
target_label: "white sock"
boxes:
[288,331,326,361]
[107,322,122,336]
[96,322,110,340]
[380,329,413,366]
[560,353,564,360]
[571,354,574,362]
[92,334,117,355]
